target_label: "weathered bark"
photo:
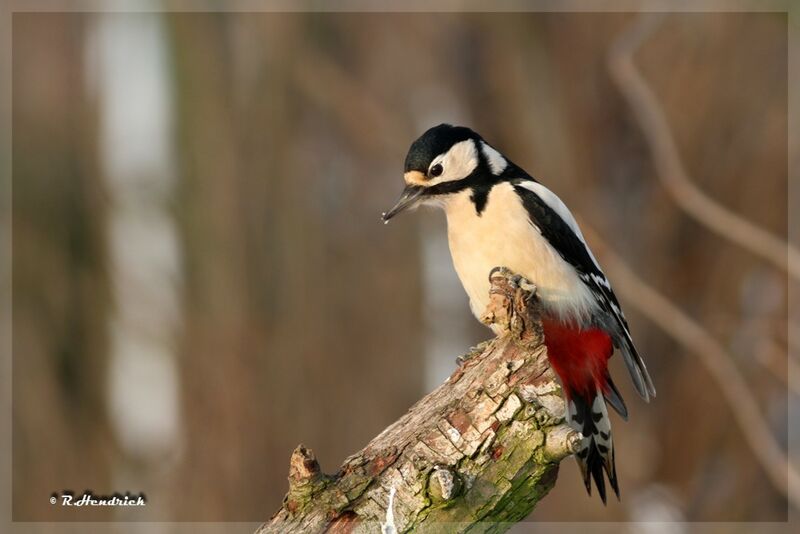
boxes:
[257,268,580,533]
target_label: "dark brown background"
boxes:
[11,11,789,525]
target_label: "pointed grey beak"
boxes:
[382,186,424,223]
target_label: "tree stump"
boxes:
[257,268,579,533]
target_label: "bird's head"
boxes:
[382,124,511,222]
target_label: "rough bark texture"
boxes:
[257,269,580,533]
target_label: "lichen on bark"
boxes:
[256,268,580,534]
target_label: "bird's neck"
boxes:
[440,189,477,223]
[441,182,500,220]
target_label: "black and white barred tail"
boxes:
[567,391,620,503]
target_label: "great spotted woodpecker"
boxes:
[383,124,655,503]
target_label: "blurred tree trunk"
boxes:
[167,13,257,520]
[167,13,426,520]
[12,13,115,521]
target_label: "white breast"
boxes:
[443,183,597,324]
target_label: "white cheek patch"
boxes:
[480,141,507,175]
[427,139,478,186]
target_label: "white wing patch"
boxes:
[590,272,611,289]
[515,180,603,273]
[480,141,507,175]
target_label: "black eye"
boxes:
[430,164,444,177]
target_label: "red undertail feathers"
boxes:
[542,318,622,503]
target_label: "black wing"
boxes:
[513,181,656,401]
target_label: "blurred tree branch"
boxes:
[755,339,800,396]
[257,269,579,533]
[605,12,797,510]
[608,13,800,280]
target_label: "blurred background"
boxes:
[9,9,793,527]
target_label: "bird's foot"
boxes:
[488,267,537,300]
